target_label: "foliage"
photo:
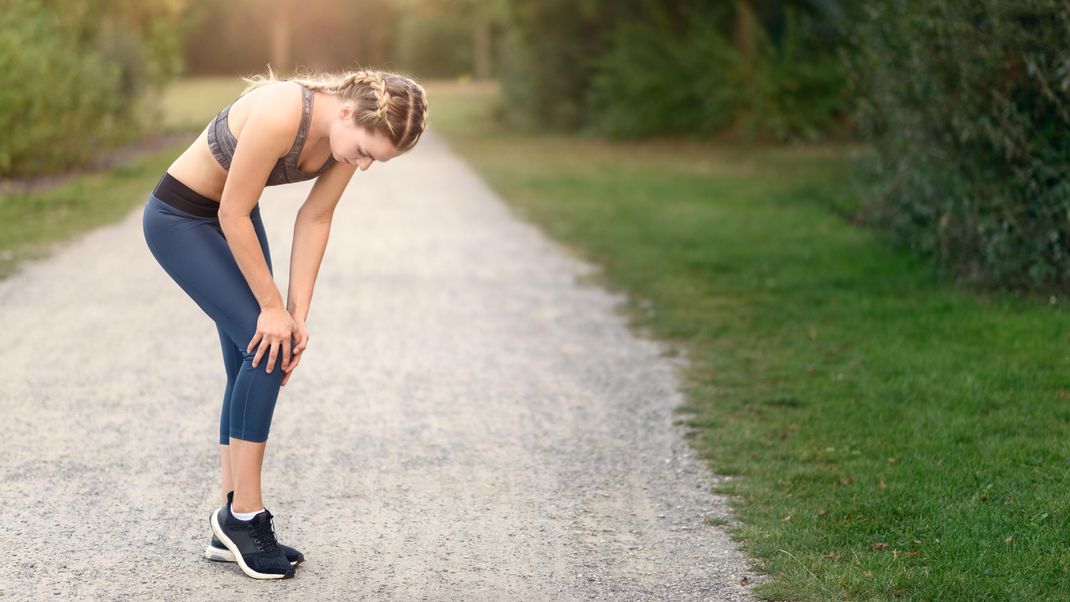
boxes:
[737,2,853,141]
[0,0,187,177]
[584,2,744,138]
[849,0,1070,292]
[391,0,507,79]
[392,5,474,78]
[499,0,851,140]
[587,1,850,141]
[497,0,610,131]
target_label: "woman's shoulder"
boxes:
[230,80,305,139]
[239,80,304,116]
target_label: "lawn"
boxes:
[427,83,1070,600]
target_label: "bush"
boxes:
[393,5,475,78]
[497,0,609,131]
[740,4,853,141]
[0,0,186,177]
[584,3,743,138]
[849,0,1070,293]
[587,1,850,141]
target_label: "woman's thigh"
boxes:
[143,195,274,356]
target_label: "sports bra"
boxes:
[206,83,335,186]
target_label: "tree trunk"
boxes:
[731,0,757,138]
[734,0,755,64]
[473,11,491,80]
[269,0,302,73]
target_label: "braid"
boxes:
[370,73,393,134]
[334,70,394,134]
[398,83,429,148]
[240,65,427,151]
[416,84,428,133]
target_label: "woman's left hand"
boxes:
[281,314,310,387]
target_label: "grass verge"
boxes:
[0,143,186,279]
[425,82,1070,600]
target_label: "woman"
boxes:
[142,67,428,580]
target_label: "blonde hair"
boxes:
[239,65,429,153]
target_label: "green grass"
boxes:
[426,83,1070,600]
[0,144,183,279]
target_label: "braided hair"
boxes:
[240,65,429,153]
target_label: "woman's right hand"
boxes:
[280,313,309,387]
[247,306,296,374]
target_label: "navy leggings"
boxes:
[142,175,292,444]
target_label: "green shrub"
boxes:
[393,6,475,78]
[0,0,117,175]
[0,0,185,177]
[584,3,744,138]
[849,0,1070,292]
[739,4,853,141]
[502,0,851,141]
[497,0,607,131]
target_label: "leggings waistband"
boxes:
[152,172,223,219]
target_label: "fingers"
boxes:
[252,339,267,369]
[281,359,298,385]
[254,338,299,374]
[281,340,301,385]
[283,352,301,373]
[292,331,308,355]
[266,340,279,374]
[247,332,263,356]
[250,309,297,371]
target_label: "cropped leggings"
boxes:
[142,173,292,444]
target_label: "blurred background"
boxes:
[5,0,1069,295]
[4,2,1070,598]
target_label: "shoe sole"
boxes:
[204,544,235,562]
[204,544,301,567]
[209,508,295,579]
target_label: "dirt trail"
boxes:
[0,129,763,600]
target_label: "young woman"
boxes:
[142,68,428,580]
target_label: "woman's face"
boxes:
[329,102,402,171]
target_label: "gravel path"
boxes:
[0,129,764,600]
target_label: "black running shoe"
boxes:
[209,496,295,579]
[204,533,305,567]
[204,492,304,567]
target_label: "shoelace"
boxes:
[248,513,280,554]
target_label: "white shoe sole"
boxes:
[204,544,235,562]
[205,543,299,566]
[209,507,293,579]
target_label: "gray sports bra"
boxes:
[206,84,335,186]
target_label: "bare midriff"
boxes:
[164,81,334,203]
[166,124,229,202]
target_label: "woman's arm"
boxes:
[286,217,331,322]
[217,83,307,372]
[279,161,357,386]
[286,159,357,322]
